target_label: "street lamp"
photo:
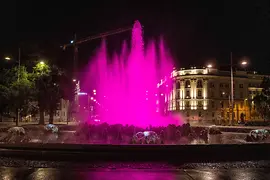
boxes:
[4,56,11,60]
[207,64,213,68]
[230,53,249,125]
[40,61,45,65]
[241,61,248,65]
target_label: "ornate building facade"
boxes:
[166,67,266,124]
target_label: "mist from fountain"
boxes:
[82,20,182,127]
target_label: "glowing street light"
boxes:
[241,61,248,66]
[93,89,96,93]
[4,56,11,60]
[73,79,76,82]
[40,61,45,65]
[207,64,213,68]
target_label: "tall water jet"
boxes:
[82,20,182,127]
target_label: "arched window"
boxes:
[176,81,180,89]
[185,80,191,88]
[197,80,203,88]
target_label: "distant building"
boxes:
[164,67,267,125]
[44,99,70,122]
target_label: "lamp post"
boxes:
[230,52,234,125]
[4,48,21,125]
[230,53,248,125]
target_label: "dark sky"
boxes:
[5,1,270,73]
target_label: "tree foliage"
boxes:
[254,77,270,121]
[32,63,64,124]
[0,66,34,125]
[0,61,70,125]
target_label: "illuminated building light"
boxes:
[78,92,87,95]
[155,94,157,96]
[146,98,148,100]
[203,89,206,99]
[90,97,93,100]
[161,93,164,96]
[203,106,207,110]
[156,100,159,105]
[93,89,96,93]
[93,99,96,102]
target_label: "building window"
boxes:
[176,81,180,89]
[197,80,203,88]
[225,84,229,88]
[176,101,180,110]
[212,112,215,117]
[198,101,203,107]
[185,80,191,88]
[220,101,224,108]
[220,83,223,88]
[210,91,215,97]
[186,90,190,97]
[186,111,190,117]
[212,101,215,108]
[198,90,202,97]
[220,92,223,98]
[240,92,243,98]
[185,101,190,107]
[239,84,243,88]
[176,91,180,99]
[240,102,243,108]
[210,83,215,88]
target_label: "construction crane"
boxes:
[61,26,134,119]
[61,26,133,79]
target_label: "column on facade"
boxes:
[180,80,185,110]
[171,80,176,111]
[191,79,196,110]
[203,79,208,110]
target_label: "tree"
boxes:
[32,62,51,125]
[47,66,63,124]
[254,77,270,121]
[0,66,34,126]
[0,84,9,121]
[32,62,63,124]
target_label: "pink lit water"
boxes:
[83,21,182,127]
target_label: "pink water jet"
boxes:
[82,20,182,127]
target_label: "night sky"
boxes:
[6,1,270,73]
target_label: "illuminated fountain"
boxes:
[82,20,181,127]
